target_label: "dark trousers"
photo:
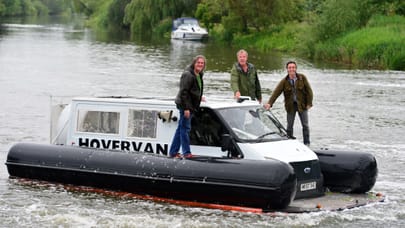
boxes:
[286,103,310,145]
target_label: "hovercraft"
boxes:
[5,96,380,211]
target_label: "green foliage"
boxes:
[314,0,371,41]
[123,0,199,40]
[40,0,68,15]
[199,0,304,43]
[32,1,49,16]
[198,0,303,36]
[2,0,23,16]
[367,13,405,26]
[2,0,404,70]
[221,14,244,42]
[390,53,405,71]
[231,23,310,52]
[84,0,113,28]
[369,0,405,16]
[106,0,131,29]
[0,0,72,16]
[312,14,405,69]
[195,0,226,30]
[0,2,5,16]
[155,17,173,38]
[313,41,342,63]
[71,0,90,15]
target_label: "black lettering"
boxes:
[156,144,168,155]
[78,138,167,154]
[112,140,120,149]
[78,138,89,147]
[101,139,111,149]
[121,141,130,151]
[90,139,100,148]
[144,143,154,153]
[132,141,142,151]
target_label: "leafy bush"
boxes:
[390,53,405,71]
[312,14,405,69]
[314,0,372,41]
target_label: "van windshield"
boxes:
[217,107,286,141]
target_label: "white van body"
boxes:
[51,96,323,198]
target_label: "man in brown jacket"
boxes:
[264,61,313,146]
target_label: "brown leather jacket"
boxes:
[268,73,313,113]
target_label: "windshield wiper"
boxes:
[257,132,277,140]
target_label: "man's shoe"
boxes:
[183,153,193,158]
[170,153,181,158]
[288,135,296,139]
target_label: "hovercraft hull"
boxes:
[314,149,377,193]
[6,143,297,210]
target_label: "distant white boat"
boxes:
[171,17,208,41]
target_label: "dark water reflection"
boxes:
[0,16,404,227]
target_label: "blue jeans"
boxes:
[287,103,310,145]
[169,109,192,156]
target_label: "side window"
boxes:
[190,109,224,146]
[77,110,120,134]
[127,109,158,138]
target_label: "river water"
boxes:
[0,16,404,227]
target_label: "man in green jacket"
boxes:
[264,61,313,146]
[230,49,262,102]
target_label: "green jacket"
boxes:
[230,62,262,101]
[268,73,313,113]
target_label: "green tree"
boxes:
[195,0,226,30]
[369,0,405,16]
[0,1,5,16]
[123,0,199,39]
[0,0,72,16]
[2,0,23,16]
[196,0,303,42]
[40,0,69,15]
[314,0,372,41]
[106,0,131,29]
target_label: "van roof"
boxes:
[71,96,260,110]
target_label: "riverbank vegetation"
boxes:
[0,0,73,16]
[1,0,404,70]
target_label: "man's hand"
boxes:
[234,91,241,99]
[184,110,190,119]
[264,103,271,110]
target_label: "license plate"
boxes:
[300,181,316,191]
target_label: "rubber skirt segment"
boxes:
[6,143,296,209]
[314,149,378,193]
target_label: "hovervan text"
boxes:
[78,137,168,155]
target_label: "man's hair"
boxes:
[237,49,248,57]
[191,55,206,70]
[286,61,297,68]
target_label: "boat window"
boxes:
[173,18,200,30]
[190,108,224,147]
[127,109,158,138]
[77,110,120,134]
[183,18,199,25]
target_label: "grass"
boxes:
[313,15,405,70]
[217,15,405,70]
[230,22,311,53]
